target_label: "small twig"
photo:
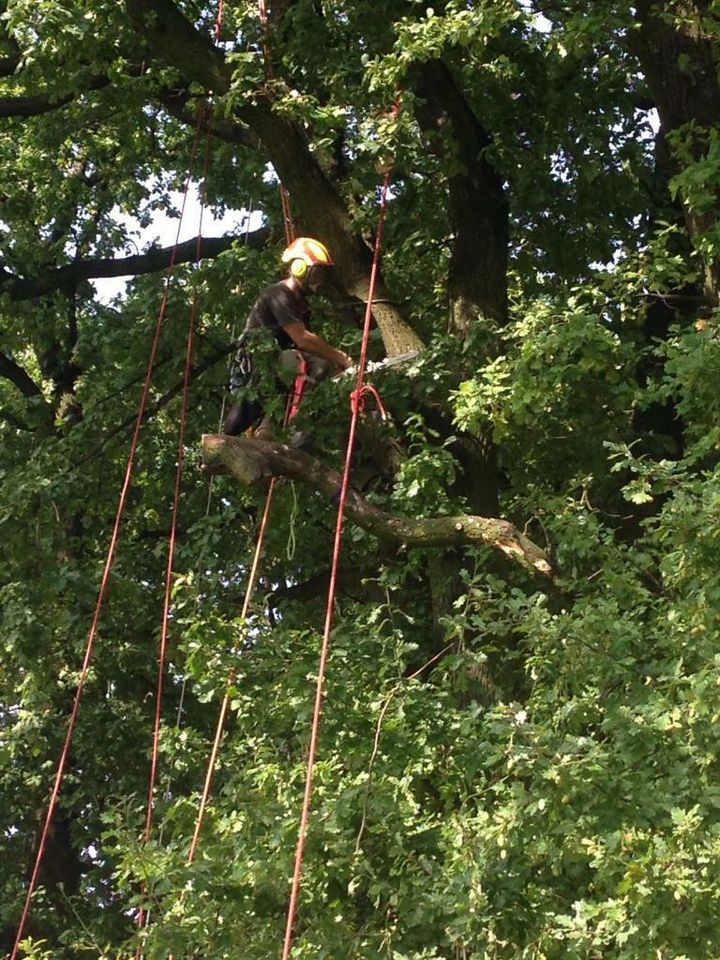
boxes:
[354,640,458,855]
[81,345,234,465]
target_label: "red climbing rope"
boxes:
[176,0,299,879]
[182,381,298,874]
[164,420,293,960]
[136,4,227,950]
[216,0,225,39]
[135,110,217,951]
[352,381,388,420]
[258,0,295,245]
[10,115,206,960]
[280,151,397,960]
[185,471,277,863]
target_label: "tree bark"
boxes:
[0,65,147,117]
[0,350,45,397]
[631,0,720,302]
[200,434,552,576]
[412,59,509,333]
[411,59,506,515]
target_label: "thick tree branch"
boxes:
[201,435,553,577]
[0,54,19,76]
[411,58,507,516]
[269,566,386,605]
[631,1,720,302]
[0,27,22,78]
[0,58,157,118]
[0,349,44,397]
[0,72,125,118]
[0,44,21,78]
[126,0,230,95]
[0,350,56,431]
[0,90,75,117]
[160,89,260,150]
[0,407,33,431]
[0,228,269,302]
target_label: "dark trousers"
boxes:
[224,349,333,436]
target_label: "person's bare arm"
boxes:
[283,320,352,369]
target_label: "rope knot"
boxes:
[350,383,388,420]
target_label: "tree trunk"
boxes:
[632,0,720,302]
[124,0,424,357]
[412,59,509,333]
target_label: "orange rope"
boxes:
[281,159,396,960]
[182,369,299,867]
[185,475,277,863]
[166,454,287,960]
[216,0,225,39]
[175,0,299,879]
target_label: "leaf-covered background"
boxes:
[1,1,720,957]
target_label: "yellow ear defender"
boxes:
[290,258,308,279]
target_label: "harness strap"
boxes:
[289,354,309,421]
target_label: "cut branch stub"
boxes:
[201,434,553,577]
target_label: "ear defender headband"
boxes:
[290,258,308,279]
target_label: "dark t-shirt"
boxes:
[243,281,311,351]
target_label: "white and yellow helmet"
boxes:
[281,237,334,279]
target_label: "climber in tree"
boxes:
[225,237,353,441]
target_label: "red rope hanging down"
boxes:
[183,380,299,871]
[178,0,299,877]
[281,153,397,960]
[136,4,227,951]
[9,114,206,960]
[258,0,295,245]
[167,438,292,960]
[135,112,217,951]
[165,470,281,959]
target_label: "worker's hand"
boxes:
[332,353,354,378]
